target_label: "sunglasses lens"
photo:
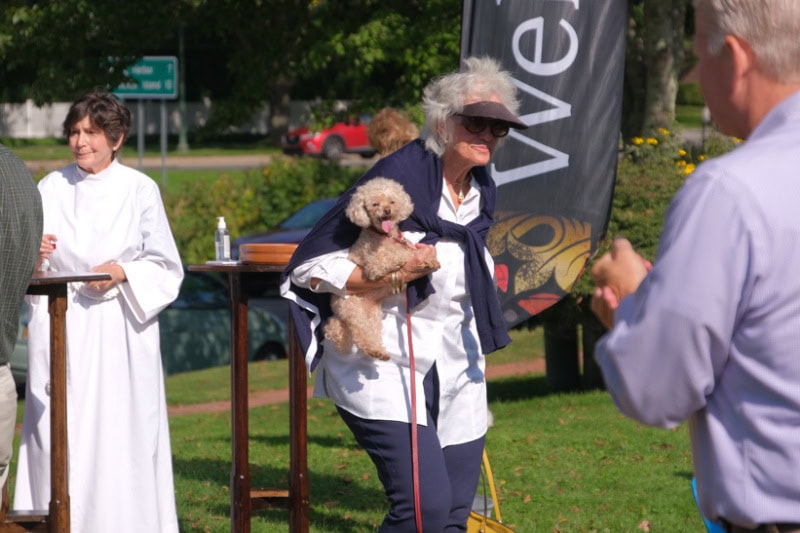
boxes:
[463,116,487,134]
[491,123,509,138]
[459,116,509,138]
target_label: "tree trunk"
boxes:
[268,74,294,145]
[580,308,607,391]
[622,0,689,137]
[621,7,647,139]
[642,0,687,131]
[543,320,581,393]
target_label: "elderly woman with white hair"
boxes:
[281,56,527,532]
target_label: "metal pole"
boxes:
[137,100,145,170]
[177,24,190,153]
[161,100,168,187]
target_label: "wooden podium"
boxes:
[189,259,309,533]
[0,271,111,533]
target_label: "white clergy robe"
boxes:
[13,160,184,533]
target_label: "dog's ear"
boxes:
[346,190,371,228]
[395,185,414,221]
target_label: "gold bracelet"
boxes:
[391,271,406,294]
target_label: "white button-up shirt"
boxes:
[290,177,492,446]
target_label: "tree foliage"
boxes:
[0,1,187,104]
[2,0,692,139]
[0,0,459,132]
[295,0,461,106]
[163,157,362,264]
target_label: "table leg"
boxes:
[48,285,70,533]
[288,319,309,532]
[222,269,309,532]
[229,273,251,533]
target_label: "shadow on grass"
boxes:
[248,433,354,449]
[173,455,386,532]
[487,374,551,403]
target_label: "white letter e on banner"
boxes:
[513,17,578,77]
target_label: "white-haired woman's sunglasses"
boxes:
[455,115,510,138]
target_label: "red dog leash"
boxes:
[406,299,424,533]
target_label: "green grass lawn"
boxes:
[162,327,701,532]
[24,165,260,197]
[165,327,545,406]
[145,167,264,197]
[675,105,705,128]
[1,135,280,161]
[8,326,702,531]
[169,380,700,532]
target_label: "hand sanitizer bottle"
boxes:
[215,216,231,261]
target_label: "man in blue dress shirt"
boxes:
[590,1,800,532]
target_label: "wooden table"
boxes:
[188,263,309,533]
[0,271,111,533]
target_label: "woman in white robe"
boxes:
[13,92,184,533]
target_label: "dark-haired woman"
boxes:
[14,92,183,533]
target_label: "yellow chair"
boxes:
[467,450,515,533]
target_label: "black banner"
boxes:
[461,0,626,325]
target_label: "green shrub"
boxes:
[677,82,704,106]
[703,131,742,159]
[252,157,361,229]
[164,172,264,264]
[164,157,362,264]
[571,127,698,296]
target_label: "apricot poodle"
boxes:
[324,177,440,360]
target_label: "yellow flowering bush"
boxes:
[619,125,728,179]
[703,131,741,159]
[622,127,690,175]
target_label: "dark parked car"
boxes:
[11,304,29,393]
[158,269,288,375]
[232,197,338,326]
[281,115,376,160]
[232,197,337,258]
[11,269,289,389]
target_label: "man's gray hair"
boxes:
[421,56,520,157]
[696,0,800,83]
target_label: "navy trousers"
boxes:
[337,365,485,532]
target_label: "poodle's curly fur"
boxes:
[324,177,440,360]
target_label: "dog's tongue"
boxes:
[381,220,394,234]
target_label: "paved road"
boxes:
[682,127,704,147]
[167,358,546,417]
[25,129,707,174]
[25,152,376,173]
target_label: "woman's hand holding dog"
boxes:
[338,243,440,295]
[396,243,440,283]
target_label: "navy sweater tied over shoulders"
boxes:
[280,140,510,371]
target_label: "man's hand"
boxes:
[590,238,650,329]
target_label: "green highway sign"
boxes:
[114,56,178,99]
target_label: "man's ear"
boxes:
[726,34,755,82]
